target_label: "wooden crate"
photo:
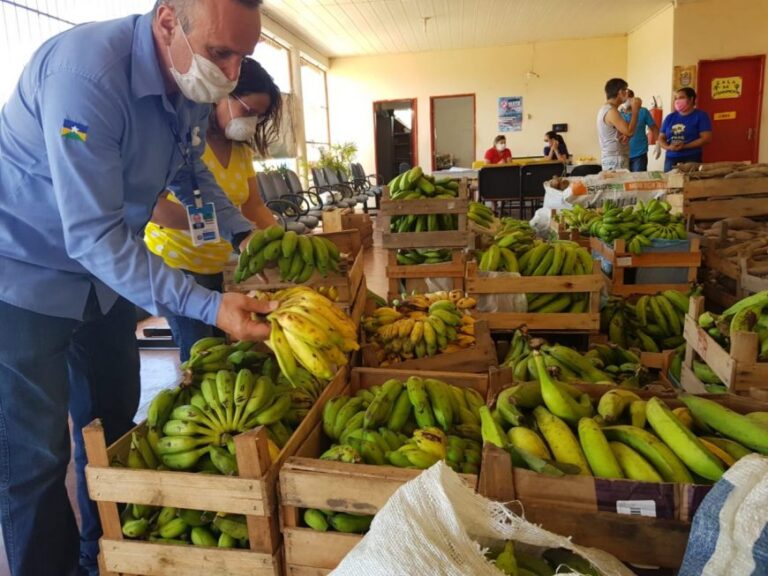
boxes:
[378,181,472,249]
[680,295,768,396]
[280,367,502,575]
[478,387,766,568]
[360,320,498,373]
[464,260,602,332]
[676,175,768,222]
[223,230,365,309]
[385,249,465,302]
[590,236,701,296]
[548,210,592,249]
[83,367,348,576]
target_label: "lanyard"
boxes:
[169,122,203,209]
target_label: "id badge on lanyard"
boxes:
[171,122,221,246]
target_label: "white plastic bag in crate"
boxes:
[330,462,635,576]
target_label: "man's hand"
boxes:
[654,142,662,160]
[216,292,277,341]
[239,230,257,254]
[631,97,642,112]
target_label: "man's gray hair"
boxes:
[154,0,262,31]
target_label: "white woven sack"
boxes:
[331,462,635,576]
[680,454,768,576]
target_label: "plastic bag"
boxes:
[331,462,635,576]
[474,271,528,314]
[679,454,768,576]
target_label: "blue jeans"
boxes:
[0,292,139,576]
[665,152,702,172]
[165,271,224,362]
[629,154,648,172]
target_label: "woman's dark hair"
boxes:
[211,57,283,156]
[677,87,697,103]
[493,135,506,145]
[545,131,566,147]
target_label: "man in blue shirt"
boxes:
[620,89,659,172]
[0,1,275,574]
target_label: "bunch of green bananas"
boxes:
[180,337,268,374]
[390,213,459,233]
[148,370,310,473]
[395,248,453,265]
[483,350,768,485]
[321,375,487,468]
[556,203,601,232]
[362,300,476,364]
[687,289,768,390]
[502,332,643,386]
[260,286,358,383]
[467,201,500,235]
[601,288,698,352]
[486,541,594,576]
[563,199,687,254]
[302,508,374,534]
[387,166,460,200]
[121,504,252,549]
[476,240,596,314]
[234,225,343,284]
[492,219,537,254]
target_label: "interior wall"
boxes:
[673,0,768,162]
[327,36,627,174]
[627,5,674,171]
[433,96,475,168]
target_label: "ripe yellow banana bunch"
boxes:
[259,286,359,383]
[363,298,477,364]
[484,379,767,486]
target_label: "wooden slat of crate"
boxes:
[360,320,498,372]
[548,210,592,249]
[465,260,601,332]
[591,237,700,296]
[281,366,490,574]
[99,540,281,576]
[683,177,768,221]
[681,295,768,395]
[83,366,348,575]
[379,181,471,250]
[385,250,465,302]
[223,230,364,306]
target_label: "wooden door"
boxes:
[697,55,765,163]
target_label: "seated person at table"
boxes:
[543,131,569,162]
[484,135,513,165]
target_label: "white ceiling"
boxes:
[262,0,674,58]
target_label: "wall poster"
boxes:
[498,96,523,132]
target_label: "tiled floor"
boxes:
[0,243,387,575]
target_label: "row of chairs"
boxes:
[477,163,601,219]
[256,164,383,234]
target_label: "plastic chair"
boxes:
[265,173,319,229]
[350,162,383,211]
[570,164,602,177]
[256,172,307,234]
[311,168,356,210]
[520,162,566,219]
[323,168,367,207]
[477,164,522,217]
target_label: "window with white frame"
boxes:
[1,0,154,104]
[253,34,291,94]
[300,57,330,164]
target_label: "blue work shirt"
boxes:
[621,107,656,159]
[0,13,253,324]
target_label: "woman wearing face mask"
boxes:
[543,131,569,162]
[658,88,713,172]
[484,135,513,165]
[145,57,282,361]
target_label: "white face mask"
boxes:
[224,98,259,141]
[168,21,238,103]
[496,143,506,151]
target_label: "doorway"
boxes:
[697,55,764,163]
[373,99,418,185]
[430,94,476,171]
